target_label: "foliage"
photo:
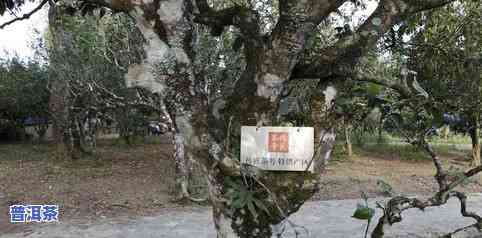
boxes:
[45,10,155,150]
[0,56,49,140]
[376,179,395,197]
[225,178,270,220]
[352,192,375,238]
[396,1,481,134]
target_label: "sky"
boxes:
[0,1,49,60]
[0,1,377,60]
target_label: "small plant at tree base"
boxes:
[352,191,376,238]
[225,178,270,221]
[376,179,395,197]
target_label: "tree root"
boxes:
[372,192,482,238]
[440,223,482,238]
[371,129,482,238]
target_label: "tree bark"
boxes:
[344,119,353,158]
[470,126,480,167]
[48,3,73,159]
[311,85,338,167]
[173,131,192,200]
[378,112,384,143]
[121,0,208,202]
[160,100,194,200]
[77,110,99,155]
[464,5,481,169]
[441,125,450,141]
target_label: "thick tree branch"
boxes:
[0,0,25,16]
[422,141,449,190]
[351,74,412,98]
[193,0,262,42]
[372,134,482,237]
[292,0,457,80]
[465,165,482,178]
[272,0,347,41]
[373,190,482,238]
[440,223,482,238]
[266,0,346,80]
[408,0,457,12]
[81,0,130,12]
[449,191,482,222]
[0,0,48,29]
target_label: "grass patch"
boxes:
[355,142,470,161]
[358,143,429,161]
[352,132,414,147]
[330,143,352,162]
[428,134,471,145]
[108,135,167,148]
[0,142,54,161]
[354,133,472,146]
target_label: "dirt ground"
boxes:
[316,149,482,200]
[1,137,481,234]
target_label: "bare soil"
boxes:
[316,149,482,200]
[1,138,481,234]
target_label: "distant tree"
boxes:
[0,56,49,141]
[353,2,482,236]
[406,1,481,166]
[46,6,146,158]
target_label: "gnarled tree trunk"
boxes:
[344,119,353,158]
[48,3,73,159]
[89,0,462,237]
[470,125,480,167]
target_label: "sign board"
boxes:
[240,126,314,172]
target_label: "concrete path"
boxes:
[2,195,482,238]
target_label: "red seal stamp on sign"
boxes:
[268,132,289,153]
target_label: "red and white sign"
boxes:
[240,126,314,171]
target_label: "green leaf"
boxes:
[225,178,239,189]
[352,206,375,220]
[247,201,258,219]
[253,198,271,216]
[376,179,395,196]
[366,83,381,96]
[231,197,245,209]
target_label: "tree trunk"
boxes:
[470,126,480,167]
[378,112,384,143]
[48,4,73,159]
[440,125,450,141]
[173,131,191,199]
[464,12,481,169]
[34,124,48,143]
[311,85,338,167]
[122,0,207,202]
[69,116,82,159]
[119,0,340,236]
[78,111,98,155]
[160,100,193,200]
[344,119,353,158]
[205,151,319,238]
[204,45,338,238]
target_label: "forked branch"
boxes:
[0,0,48,29]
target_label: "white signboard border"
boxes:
[240,126,314,172]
